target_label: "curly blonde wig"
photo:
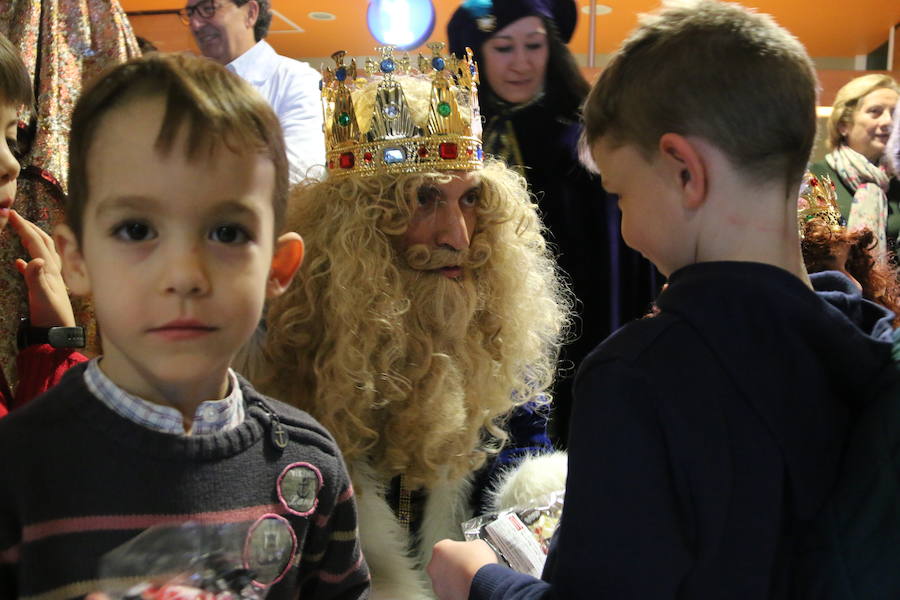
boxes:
[258,160,570,488]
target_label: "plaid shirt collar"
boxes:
[84,359,245,436]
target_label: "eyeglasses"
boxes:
[178,0,218,25]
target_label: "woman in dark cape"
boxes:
[448,0,659,447]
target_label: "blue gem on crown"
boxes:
[384,148,406,164]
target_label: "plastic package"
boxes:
[98,521,276,600]
[461,490,564,578]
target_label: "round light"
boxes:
[581,4,613,15]
[367,0,436,51]
[308,11,336,20]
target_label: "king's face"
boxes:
[399,171,481,280]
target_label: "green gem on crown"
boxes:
[338,112,351,126]
[437,102,452,117]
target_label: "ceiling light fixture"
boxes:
[367,0,436,51]
[581,4,612,15]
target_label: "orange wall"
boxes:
[122,0,900,61]
[579,67,900,107]
[128,14,899,108]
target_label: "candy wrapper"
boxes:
[98,521,276,600]
[461,490,564,578]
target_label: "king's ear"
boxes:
[53,224,91,296]
[658,133,707,209]
[266,232,304,299]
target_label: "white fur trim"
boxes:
[416,469,473,568]
[489,451,568,512]
[349,453,566,598]
[351,461,475,600]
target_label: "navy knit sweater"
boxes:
[0,364,370,600]
[469,262,895,600]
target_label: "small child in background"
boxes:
[799,172,900,328]
[0,52,369,599]
[0,32,86,416]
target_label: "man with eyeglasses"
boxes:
[180,0,324,182]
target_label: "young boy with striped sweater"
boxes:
[0,53,369,599]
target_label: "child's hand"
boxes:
[8,210,75,327]
[427,539,498,600]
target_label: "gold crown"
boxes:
[798,172,845,239]
[320,43,483,178]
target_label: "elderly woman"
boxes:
[890,88,900,177]
[447,0,658,448]
[810,74,899,256]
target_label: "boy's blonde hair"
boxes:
[583,0,817,192]
[67,52,287,242]
[0,32,33,108]
[826,74,899,151]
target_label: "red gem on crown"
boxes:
[439,142,458,160]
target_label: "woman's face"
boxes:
[839,87,898,163]
[481,15,549,105]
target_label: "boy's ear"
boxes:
[658,133,707,209]
[267,232,304,299]
[53,224,91,296]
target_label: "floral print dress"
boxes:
[0,0,139,387]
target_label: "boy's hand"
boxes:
[427,539,498,600]
[8,210,75,327]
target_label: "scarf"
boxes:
[826,145,891,258]
[481,90,545,175]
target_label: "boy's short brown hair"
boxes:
[68,52,288,242]
[583,0,817,191]
[0,32,34,108]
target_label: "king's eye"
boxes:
[416,185,440,207]
[462,190,480,207]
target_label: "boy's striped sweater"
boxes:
[0,364,369,600]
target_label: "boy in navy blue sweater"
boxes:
[426,1,896,598]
